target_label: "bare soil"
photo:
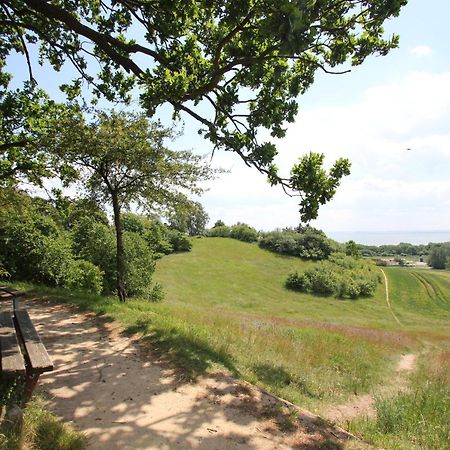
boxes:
[27,298,369,450]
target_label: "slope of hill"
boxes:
[155,237,450,335]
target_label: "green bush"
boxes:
[38,234,74,286]
[71,217,116,292]
[230,223,258,242]
[65,259,103,294]
[285,271,311,292]
[285,254,380,299]
[207,225,231,237]
[0,216,47,280]
[148,282,165,302]
[259,227,338,260]
[305,264,339,295]
[167,229,192,252]
[123,231,155,297]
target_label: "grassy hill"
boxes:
[155,237,450,336]
[152,238,450,448]
[20,237,449,449]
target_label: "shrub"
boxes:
[123,231,155,297]
[229,223,258,242]
[285,271,311,292]
[259,227,338,260]
[208,225,231,237]
[65,259,103,294]
[147,282,165,302]
[38,234,74,286]
[71,217,116,292]
[0,216,47,280]
[305,264,339,295]
[285,254,380,299]
[167,229,192,251]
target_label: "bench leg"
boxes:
[22,373,40,407]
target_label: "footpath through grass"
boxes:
[11,237,450,448]
[350,347,450,450]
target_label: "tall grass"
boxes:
[350,349,450,450]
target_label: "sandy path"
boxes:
[26,298,361,450]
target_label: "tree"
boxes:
[0,85,78,186]
[345,240,360,259]
[50,110,215,301]
[428,244,450,270]
[168,201,209,236]
[290,152,350,222]
[0,0,407,220]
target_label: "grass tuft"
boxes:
[0,397,85,450]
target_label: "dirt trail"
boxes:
[322,270,417,424]
[322,353,416,423]
[27,298,364,450]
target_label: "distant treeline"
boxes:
[207,221,450,270]
[357,242,433,257]
[357,242,450,269]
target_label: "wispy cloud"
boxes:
[202,71,450,232]
[409,45,432,57]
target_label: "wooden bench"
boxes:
[0,288,53,407]
[0,286,22,311]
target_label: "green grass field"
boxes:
[16,237,450,449]
[155,238,449,336]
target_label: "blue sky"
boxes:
[199,0,450,232]
[7,0,450,232]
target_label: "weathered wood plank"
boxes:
[14,310,53,373]
[0,286,19,294]
[0,311,26,375]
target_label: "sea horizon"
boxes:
[326,230,450,246]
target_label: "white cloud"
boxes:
[409,45,432,57]
[203,70,450,232]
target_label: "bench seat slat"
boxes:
[14,310,53,373]
[0,311,26,375]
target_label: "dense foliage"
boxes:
[286,253,381,298]
[259,226,338,260]
[358,242,433,257]
[0,1,407,219]
[208,222,258,242]
[427,243,450,269]
[0,189,189,298]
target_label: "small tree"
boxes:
[345,240,361,259]
[168,200,209,236]
[52,110,216,301]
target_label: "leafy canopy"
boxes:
[0,0,407,219]
[49,110,215,212]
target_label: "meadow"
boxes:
[16,237,450,449]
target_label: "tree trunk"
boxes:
[111,191,126,302]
